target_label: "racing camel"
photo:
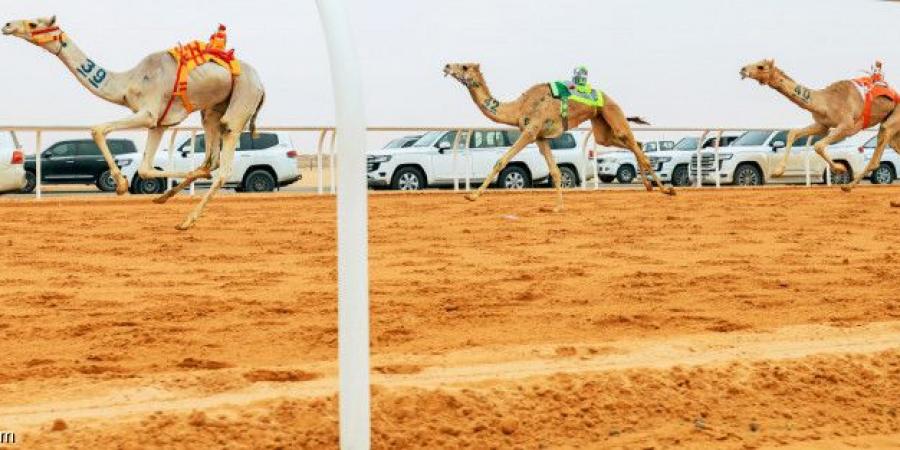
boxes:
[3,16,265,229]
[444,63,673,213]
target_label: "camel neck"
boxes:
[54,35,128,106]
[467,71,518,126]
[769,69,823,115]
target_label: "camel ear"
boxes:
[48,15,57,26]
[765,59,774,68]
[473,63,480,70]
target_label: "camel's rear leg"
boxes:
[814,122,860,178]
[155,109,225,204]
[466,126,538,202]
[536,139,563,212]
[773,123,828,177]
[843,121,898,192]
[594,111,674,196]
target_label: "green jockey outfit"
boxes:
[549,66,604,130]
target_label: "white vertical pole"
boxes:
[167,130,178,190]
[714,130,722,189]
[451,129,463,191]
[805,147,811,187]
[330,130,337,194]
[316,129,326,195]
[315,1,370,449]
[580,132,588,190]
[695,130,709,188]
[35,131,42,200]
[465,129,472,191]
[189,130,197,196]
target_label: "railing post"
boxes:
[805,147,812,187]
[714,130,722,189]
[695,130,709,188]
[34,130,42,200]
[580,131,589,190]
[451,129,463,191]
[167,130,178,190]
[316,129,326,195]
[189,130,197,196]
[330,130,337,194]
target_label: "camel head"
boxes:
[444,63,482,88]
[740,59,777,85]
[3,15,59,47]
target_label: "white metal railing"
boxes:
[1,125,859,198]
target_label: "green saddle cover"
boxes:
[548,81,604,129]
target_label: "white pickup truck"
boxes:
[595,140,674,184]
[367,130,593,190]
[689,130,865,186]
[649,133,741,186]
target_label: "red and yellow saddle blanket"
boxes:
[852,75,900,129]
[159,25,241,126]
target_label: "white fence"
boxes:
[2,125,859,198]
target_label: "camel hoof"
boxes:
[664,187,677,196]
[539,205,563,213]
[891,201,900,208]
[153,195,169,204]
[115,176,129,196]
[840,185,853,193]
[771,167,785,178]
[464,193,478,202]
[175,220,194,231]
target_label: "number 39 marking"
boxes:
[76,58,106,88]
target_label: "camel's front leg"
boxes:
[773,123,828,177]
[91,111,157,195]
[813,122,861,177]
[466,128,536,202]
[177,130,236,230]
[536,139,563,212]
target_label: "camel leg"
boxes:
[536,139,563,212]
[773,123,828,177]
[842,123,897,192]
[176,129,236,230]
[813,122,861,177]
[597,106,674,195]
[154,110,224,204]
[465,127,537,202]
[590,117,651,188]
[90,111,157,195]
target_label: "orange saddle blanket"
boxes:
[853,76,900,128]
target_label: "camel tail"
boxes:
[627,116,650,125]
[249,92,265,138]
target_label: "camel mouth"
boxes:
[1,26,13,36]
[739,69,747,80]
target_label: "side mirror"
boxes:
[41,151,51,159]
[437,141,452,153]
[771,140,786,150]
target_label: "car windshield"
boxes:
[384,137,415,149]
[863,136,877,148]
[411,131,444,147]
[673,137,699,150]
[732,130,773,146]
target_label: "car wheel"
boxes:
[671,165,691,187]
[616,165,636,184]
[599,175,615,183]
[733,163,763,186]
[133,176,166,194]
[243,169,276,192]
[498,165,531,189]
[96,170,118,192]
[827,162,852,185]
[21,171,36,194]
[558,166,579,188]
[391,167,425,190]
[870,163,894,184]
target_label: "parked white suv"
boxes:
[152,131,300,192]
[367,130,592,190]
[596,140,674,184]
[0,131,26,193]
[650,133,741,186]
[689,130,865,186]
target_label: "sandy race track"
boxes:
[0,186,898,449]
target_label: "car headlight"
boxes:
[116,158,133,167]
[717,154,733,160]
[654,157,672,163]
[596,158,605,164]
[367,155,391,163]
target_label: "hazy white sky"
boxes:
[1,0,899,131]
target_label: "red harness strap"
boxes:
[158,55,187,127]
[854,76,900,129]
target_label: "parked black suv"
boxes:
[22,139,138,193]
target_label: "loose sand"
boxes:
[0,187,897,448]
